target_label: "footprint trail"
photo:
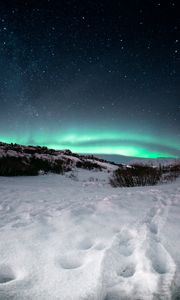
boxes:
[102,191,176,300]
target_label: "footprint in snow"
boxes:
[117,262,135,278]
[94,242,106,251]
[0,265,16,284]
[78,237,94,250]
[58,255,84,270]
[146,241,171,275]
[117,230,136,257]
[147,207,157,218]
[149,221,158,235]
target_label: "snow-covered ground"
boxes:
[0,170,179,300]
[129,157,180,167]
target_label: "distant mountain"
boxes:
[89,154,180,166]
[129,157,180,167]
[93,154,135,164]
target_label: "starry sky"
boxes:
[0,0,179,159]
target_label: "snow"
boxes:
[0,170,179,299]
[86,159,119,171]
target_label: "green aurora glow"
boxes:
[0,129,179,158]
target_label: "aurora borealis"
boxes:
[0,129,179,158]
[0,1,179,160]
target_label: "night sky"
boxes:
[0,0,179,159]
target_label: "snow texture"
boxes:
[0,170,179,299]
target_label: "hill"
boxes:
[0,142,119,176]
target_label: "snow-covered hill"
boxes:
[0,141,119,173]
[0,171,179,299]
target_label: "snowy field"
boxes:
[0,170,179,300]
